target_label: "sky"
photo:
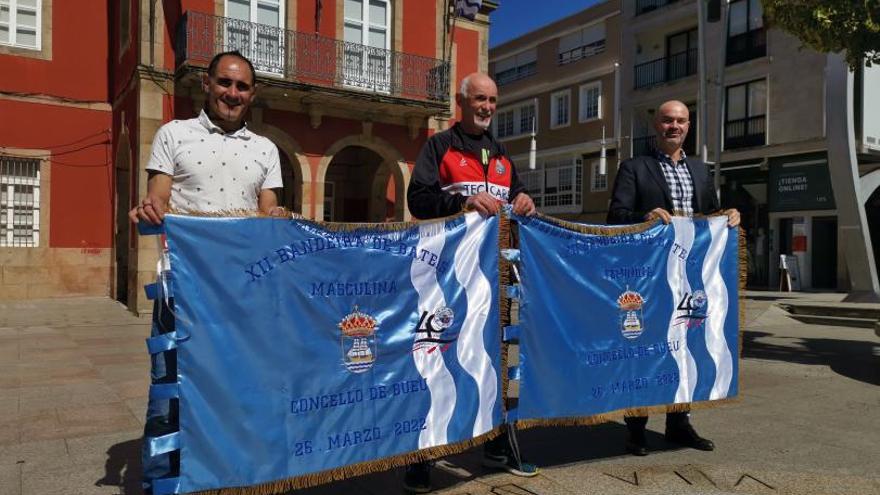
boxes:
[488,0,605,48]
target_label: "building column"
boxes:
[130,74,172,315]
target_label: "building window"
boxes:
[343,0,391,92]
[551,90,570,128]
[729,0,763,37]
[666,28,698,81]
[579,82,601,122]
[226,0,285,74]
[558,22,605,65]
[323,181,335,221]
[635,0,680,16]
[0,156,40,247]
[494,49,537,86]
[725,79,767,149]
[634,27,698,89]
[590,160,607,192]
[493,101,537,139]
[727,0,766,65]
[496,109,515,138]
[519,156,583,213]
[0,0,42,50]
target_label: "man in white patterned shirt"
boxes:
[130,51,283,225]
[128,51,285,494]
[607,100,739,456]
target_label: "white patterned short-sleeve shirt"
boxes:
[146,110,283,212]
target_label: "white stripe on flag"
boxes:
[453,212,498,436]
[667,218,698,403]
[703,217,734,399]
[411,220,456,448]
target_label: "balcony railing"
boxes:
[495,62,536,86]
[635,0,680,16]
[175,11,450,104]
[726,28,767,66]
[558,40,606,65]
[725,115,766,149]
[634,48,697,89]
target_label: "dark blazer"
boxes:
[606,154,720,225]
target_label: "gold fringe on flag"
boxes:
[532,212,659,236]
[511,211,746,430]
[190,427,503,495]
[498,212,512,413]
[166,208,462,233]
[514,395,742,430]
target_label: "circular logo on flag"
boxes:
[433,306,455,328]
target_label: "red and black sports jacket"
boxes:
[407,123,527,220]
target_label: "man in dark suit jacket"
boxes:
[607,100,740,456]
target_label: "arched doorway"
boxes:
[114,132,131,305]
[277,150,303,214]
[324,146,404,222]
[248,117,312,217]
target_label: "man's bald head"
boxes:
[656,100,689,120]
[460,72,496,98]
[457,72,498,134]
[653,100,690,158]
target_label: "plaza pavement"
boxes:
[0,292,877,495]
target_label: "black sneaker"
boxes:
[482,451,539,477]
[403,462,431,493]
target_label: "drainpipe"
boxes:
[149,0,156,68]
[712,0,729,196]
[697,0,709,163]
[613,61,621,164]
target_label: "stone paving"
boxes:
[0,293,878,495]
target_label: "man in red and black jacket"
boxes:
[403,73,537,494]
[408,72,535,219]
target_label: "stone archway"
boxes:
[315,135,410,222]
[248,117,313,218]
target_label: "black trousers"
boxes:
[624,411,690,431]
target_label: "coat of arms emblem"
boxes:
[618,289,645,340]
[338,306,378,373]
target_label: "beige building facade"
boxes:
[492,0,880,291]
[619,0,880,291]
[488,0,622,223]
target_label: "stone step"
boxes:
[777,302,880,320]
[785,313,877,329]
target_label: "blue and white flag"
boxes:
[161,212,502,493]
[512,215,740,424]
[455,0,482,20]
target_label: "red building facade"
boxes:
[109,0,494,314]
[0,0,113,299]
[0,1,492,311]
